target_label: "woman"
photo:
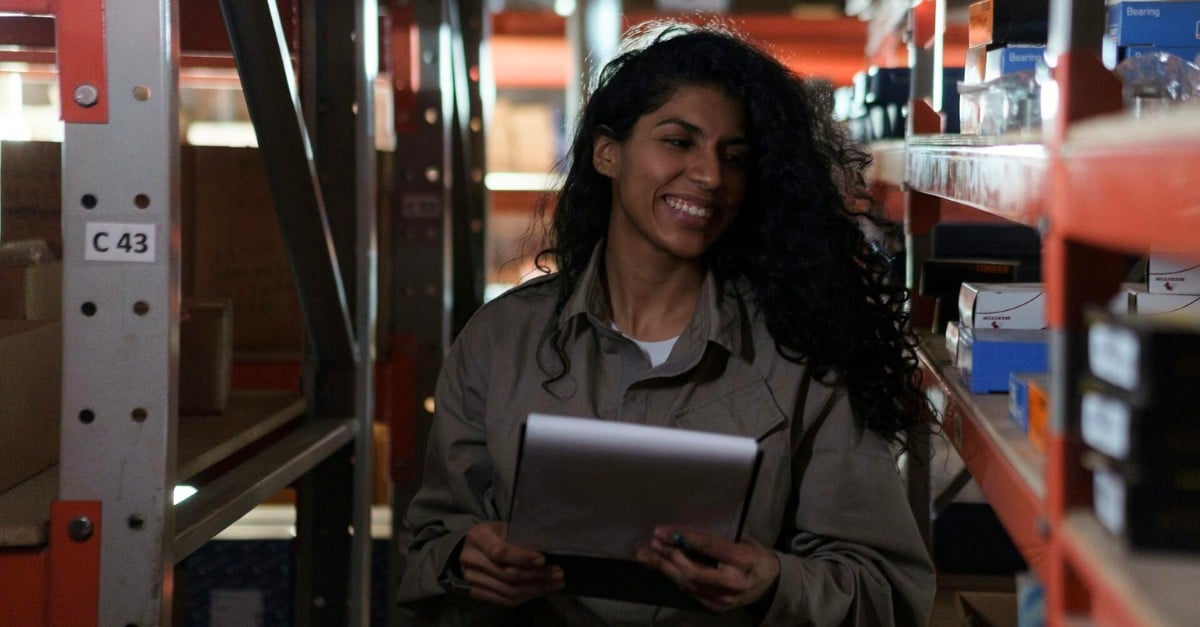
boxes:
[397,22,934,626]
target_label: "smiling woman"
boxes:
[396,20,935,626]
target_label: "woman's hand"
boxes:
[459,521,565,607]
[636,527,780,613]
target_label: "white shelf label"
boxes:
[1088,323,1139,391]
[84,222,156,263]
[1081,391,1131,460]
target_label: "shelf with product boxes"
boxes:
[901,128,1200,625]
[878,0,1200,623]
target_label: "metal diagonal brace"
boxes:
[0,0,108,123]
[217,0,357,366]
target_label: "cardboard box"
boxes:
[1126,288,1200,320]
[1147,253,1200,295]
[180,298,233,416]
[189,145,304,354]
[0,141,62,258]
[1106,1,1200,46]
[959,282,1046,329]
[1026,374,1049,453]
[1008,372,1032,433]
[0,320,61,494]
[957,327,1049,393]
[0,259,60,320]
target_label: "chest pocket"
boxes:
[670,374,791,543]
[670,375,787,443]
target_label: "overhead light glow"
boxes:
[173,485,198,505]
[554,0,577,17]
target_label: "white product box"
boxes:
[958,282,1046,329]
[945,320,963,365]
[1127,288,1200,320]
[1148,254,1200,295]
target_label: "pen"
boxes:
[671,532,719,568]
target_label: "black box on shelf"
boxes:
[969,0,1050,49]
[920,258,1021,298]
[1086,313,1200,407]
[1080,377,1200,477]
[1091,460,1200,553]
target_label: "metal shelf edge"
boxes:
[173,418,357,561]
[906,141,1046,225]
[177,391,308,481]
[1060,511,1200,627]
[915,338,1051,580]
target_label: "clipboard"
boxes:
[507,413,763,610]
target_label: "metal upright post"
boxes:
[299,0,381,624]
[59,0,180,624]
[448,0,487,335]
[386,2,455,623]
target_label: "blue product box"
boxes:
[958,327,1049,393]
[1107,1,1200,46]
[1009,372,1031,432]
[986,45,1046,80]
[1124,45,1200,63]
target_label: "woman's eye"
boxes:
[662,137,691,148]
[724,152,749,165]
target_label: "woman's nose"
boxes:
[687,149,722,190]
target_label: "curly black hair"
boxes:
[532,21,928,452]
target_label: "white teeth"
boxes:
[665,196,711,218]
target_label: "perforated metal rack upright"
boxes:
[0,0,379,625]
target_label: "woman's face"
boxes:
[594,84,749,262]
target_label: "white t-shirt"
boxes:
[628,335,679,368]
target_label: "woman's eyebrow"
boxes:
[652,118,748,145]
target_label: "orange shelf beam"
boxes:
[1055,114,1200,256]
[916,339,1052,582]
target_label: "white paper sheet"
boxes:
[507,413,760,560]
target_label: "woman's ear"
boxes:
[592,128,619,178]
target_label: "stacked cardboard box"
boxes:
[0,320,61,494]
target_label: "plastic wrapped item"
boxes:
[958,69,1041,135]
[1114,52,1200,117]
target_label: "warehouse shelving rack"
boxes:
[877,0,1200,625]
[0,1,380,625]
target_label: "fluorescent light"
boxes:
[554,0,577,17]
[484,171,562,191]
[173,485,198,505]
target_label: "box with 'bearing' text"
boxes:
[1106,1,1200,46]
[1147,254,1200,295]
[958,282,1046,329]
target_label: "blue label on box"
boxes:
[1107,1,1200,46]
[1124,45,1200,64]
